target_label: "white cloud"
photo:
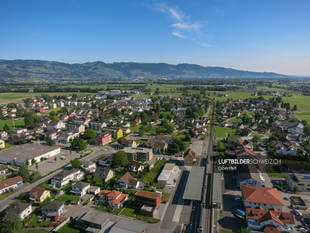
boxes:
[153,2,211,47]
[171,22,202,31]
[172,30,186,38]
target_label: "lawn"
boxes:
[215,126,226,138]
[140,159,167,185]
[56,193,80,205]
[57,223,81,233]
[0,119,24,130]
[22,230,48,233]
[24,213,56,228]
[120,207,160,223]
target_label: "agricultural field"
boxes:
[0,92,90,104]
[283,95,310,124]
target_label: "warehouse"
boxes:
[0,144,60,166]
[183,166,205,201]
[157,163,180,187]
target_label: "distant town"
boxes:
[0,80,310,233]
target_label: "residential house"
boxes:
[88,121,107,131]
[120,138,137,148]
[41,201,65,221]
[94,167,114,183]
[47,121,66,130]
[241,185,284,211]
[246,207,294,232]
[129,161,144,173]
[238,164,268,187]
[183,149,198,165]
[81,161,97,173]
[96,156,112,167]
[88,186,100,195]
[286,173,310,192]
[134,190,161,217]
[29,187,51,203]
[0,131,8,139]
[0,139,5,149]
[117,172,140,189]
[94,133,112,146]
[71,182,90,197]
[5,202,32,220]
[0,176,23,194]
[50,168,84,188]
[98,190,128,208]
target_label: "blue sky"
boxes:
[0,0,309,75]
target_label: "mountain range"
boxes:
[0,59,289,82]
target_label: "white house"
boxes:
[71,182,90,197]
[6,202,32,220]
[50,168,84,188]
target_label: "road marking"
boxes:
[172,205,183,222]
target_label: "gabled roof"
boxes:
[30,187,49,199]
[119,172,138,186]
[6,202,31,215]
[241,185,284,206]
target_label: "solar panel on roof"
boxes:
[303,176,310,179]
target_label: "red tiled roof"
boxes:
[110,193,128,205]
[242,186,284,206]
[263,226,281,233]
[0,176,23,190]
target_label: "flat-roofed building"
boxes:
[0,144,60,166]
[124,147,153,162]
[157,163,180,187]
[50,168,84,188]
[286,173,310,192]
[183,166,205,201]
[134,190,161,217]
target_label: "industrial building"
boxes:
[0,144,60,166]
[183,166,205,201]
[157,163,180,187]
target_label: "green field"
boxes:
[0,92,90,104]
[215,126,226,138]
[0,119,24,130]
[283,95,310,124]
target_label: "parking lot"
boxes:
[29,147,80,176]
[219,171,247,232]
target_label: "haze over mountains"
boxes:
[0,59,290,82]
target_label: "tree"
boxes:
[112,150,129,168]
[81,129,97,142]
[93,176,103,186]
[0,212,23,233]
[70,138,87,151]
[24,111,41,129]
[71,158,81,168]
[236,228,252,233]
[138,127,145,137]
[17,165,30,183]
[3,124,10,131]
[46,138,56,146]
[30,170,41,182]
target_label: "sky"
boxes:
[0,0,310,76]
